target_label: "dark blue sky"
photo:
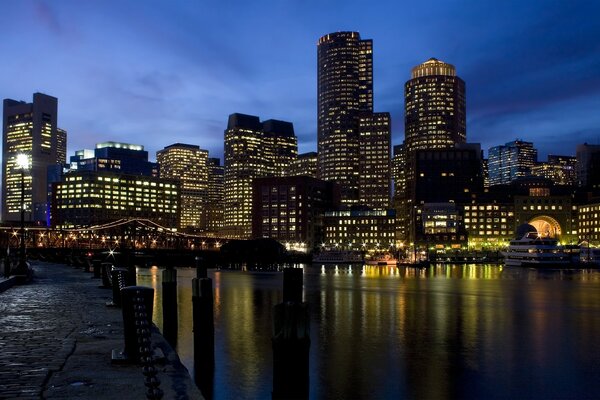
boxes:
[2,0,599,161]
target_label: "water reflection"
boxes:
[137,264,600,400]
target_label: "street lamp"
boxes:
[16,153,30,274]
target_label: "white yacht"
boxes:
[502,232,575,267]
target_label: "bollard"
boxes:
[112,286,154,363]
[192,276,215,399]
[195,256,206,278]
[272,268,309,400]
[283,267,303,303]
[107,267,129,307]
[100,262,113,288]
[127,263,137,287]
[272,302,310,400]
[162,267,178,348]
[92,259,102,279]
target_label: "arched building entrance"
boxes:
[528,215,562,238]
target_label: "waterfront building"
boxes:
[51,170,180,229]
[251,176,340,252]
[488,139,537,186]
[578,202,600,246]
[358,112,391,209]
[224,113,297,239]
[2,93,66,225]
[70,142,158,177]
[322,208,396,253]
[576,143,600,189]
[318,31,390,205]
[511,177,576,243]
[290,152,318,178]
[415,203,467,251]
[463,202,514,249]
[531,155,577,186]
[205,157,224,234]
[157,143,209,231]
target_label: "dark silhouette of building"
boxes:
[252,176,340,251]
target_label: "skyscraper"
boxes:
[224,113,297,239]
[157,143,209,230]
[317,31,373,204]
[488,140,537,185]
[404,58,466,153]
[206,157,224,233]
[2,93,66,224]
[358,112,391,208]
[400,58,467,242]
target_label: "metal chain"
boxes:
[133,292,163,400]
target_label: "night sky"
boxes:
[2,0,599,161]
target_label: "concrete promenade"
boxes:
[0,262,203,399]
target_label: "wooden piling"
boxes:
[192,275,214,399]
[162,267,178,348]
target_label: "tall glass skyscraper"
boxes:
[317,31,390,207]
[224,113,297,239]
[488,140,537,185]
[157,143,209,230]
[404,58,466,153]
[2,93,66,224]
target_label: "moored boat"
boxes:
[502,232,576,267]
[365,253,397,265]
[312,250,364,264]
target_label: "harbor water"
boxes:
[137,264,600,399]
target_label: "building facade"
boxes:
[252,176,340,252]
[317,31,373,205]
[70,142,158,177]
[576,143,600,189]
[488,140,537,186]
[322,209,396,253]
[358,112,391,209]
[224,113,297,239]
[156,143,209,231]
[2,93,66,224]
[205,157,224,234]
[290,152,318,178]
[531,155,577,186]
[51,170,180,229]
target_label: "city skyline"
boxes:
[1,1,599,162]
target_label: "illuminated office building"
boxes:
[399,58,466,241]
[488,140,537,186]
[51,171,179,229]
[224,113,297,239]
[290,152,318,178]
[70,142,158,177]
[322,209,396,253]
[206,157,224,233]
[531,155,577,186]
[404,58,466,154]
[317,31,374,204]
[2,93,66,224]
[358,112,391,208]
[157,143,209,230]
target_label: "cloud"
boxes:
[33,0,62,35]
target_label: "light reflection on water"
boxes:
[137,264,600,400]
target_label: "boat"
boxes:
[580,247,600,266]
[312,250,364,264]
[365,253,397,265]
[502,232,576,267]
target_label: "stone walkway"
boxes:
[0,262,203,399]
